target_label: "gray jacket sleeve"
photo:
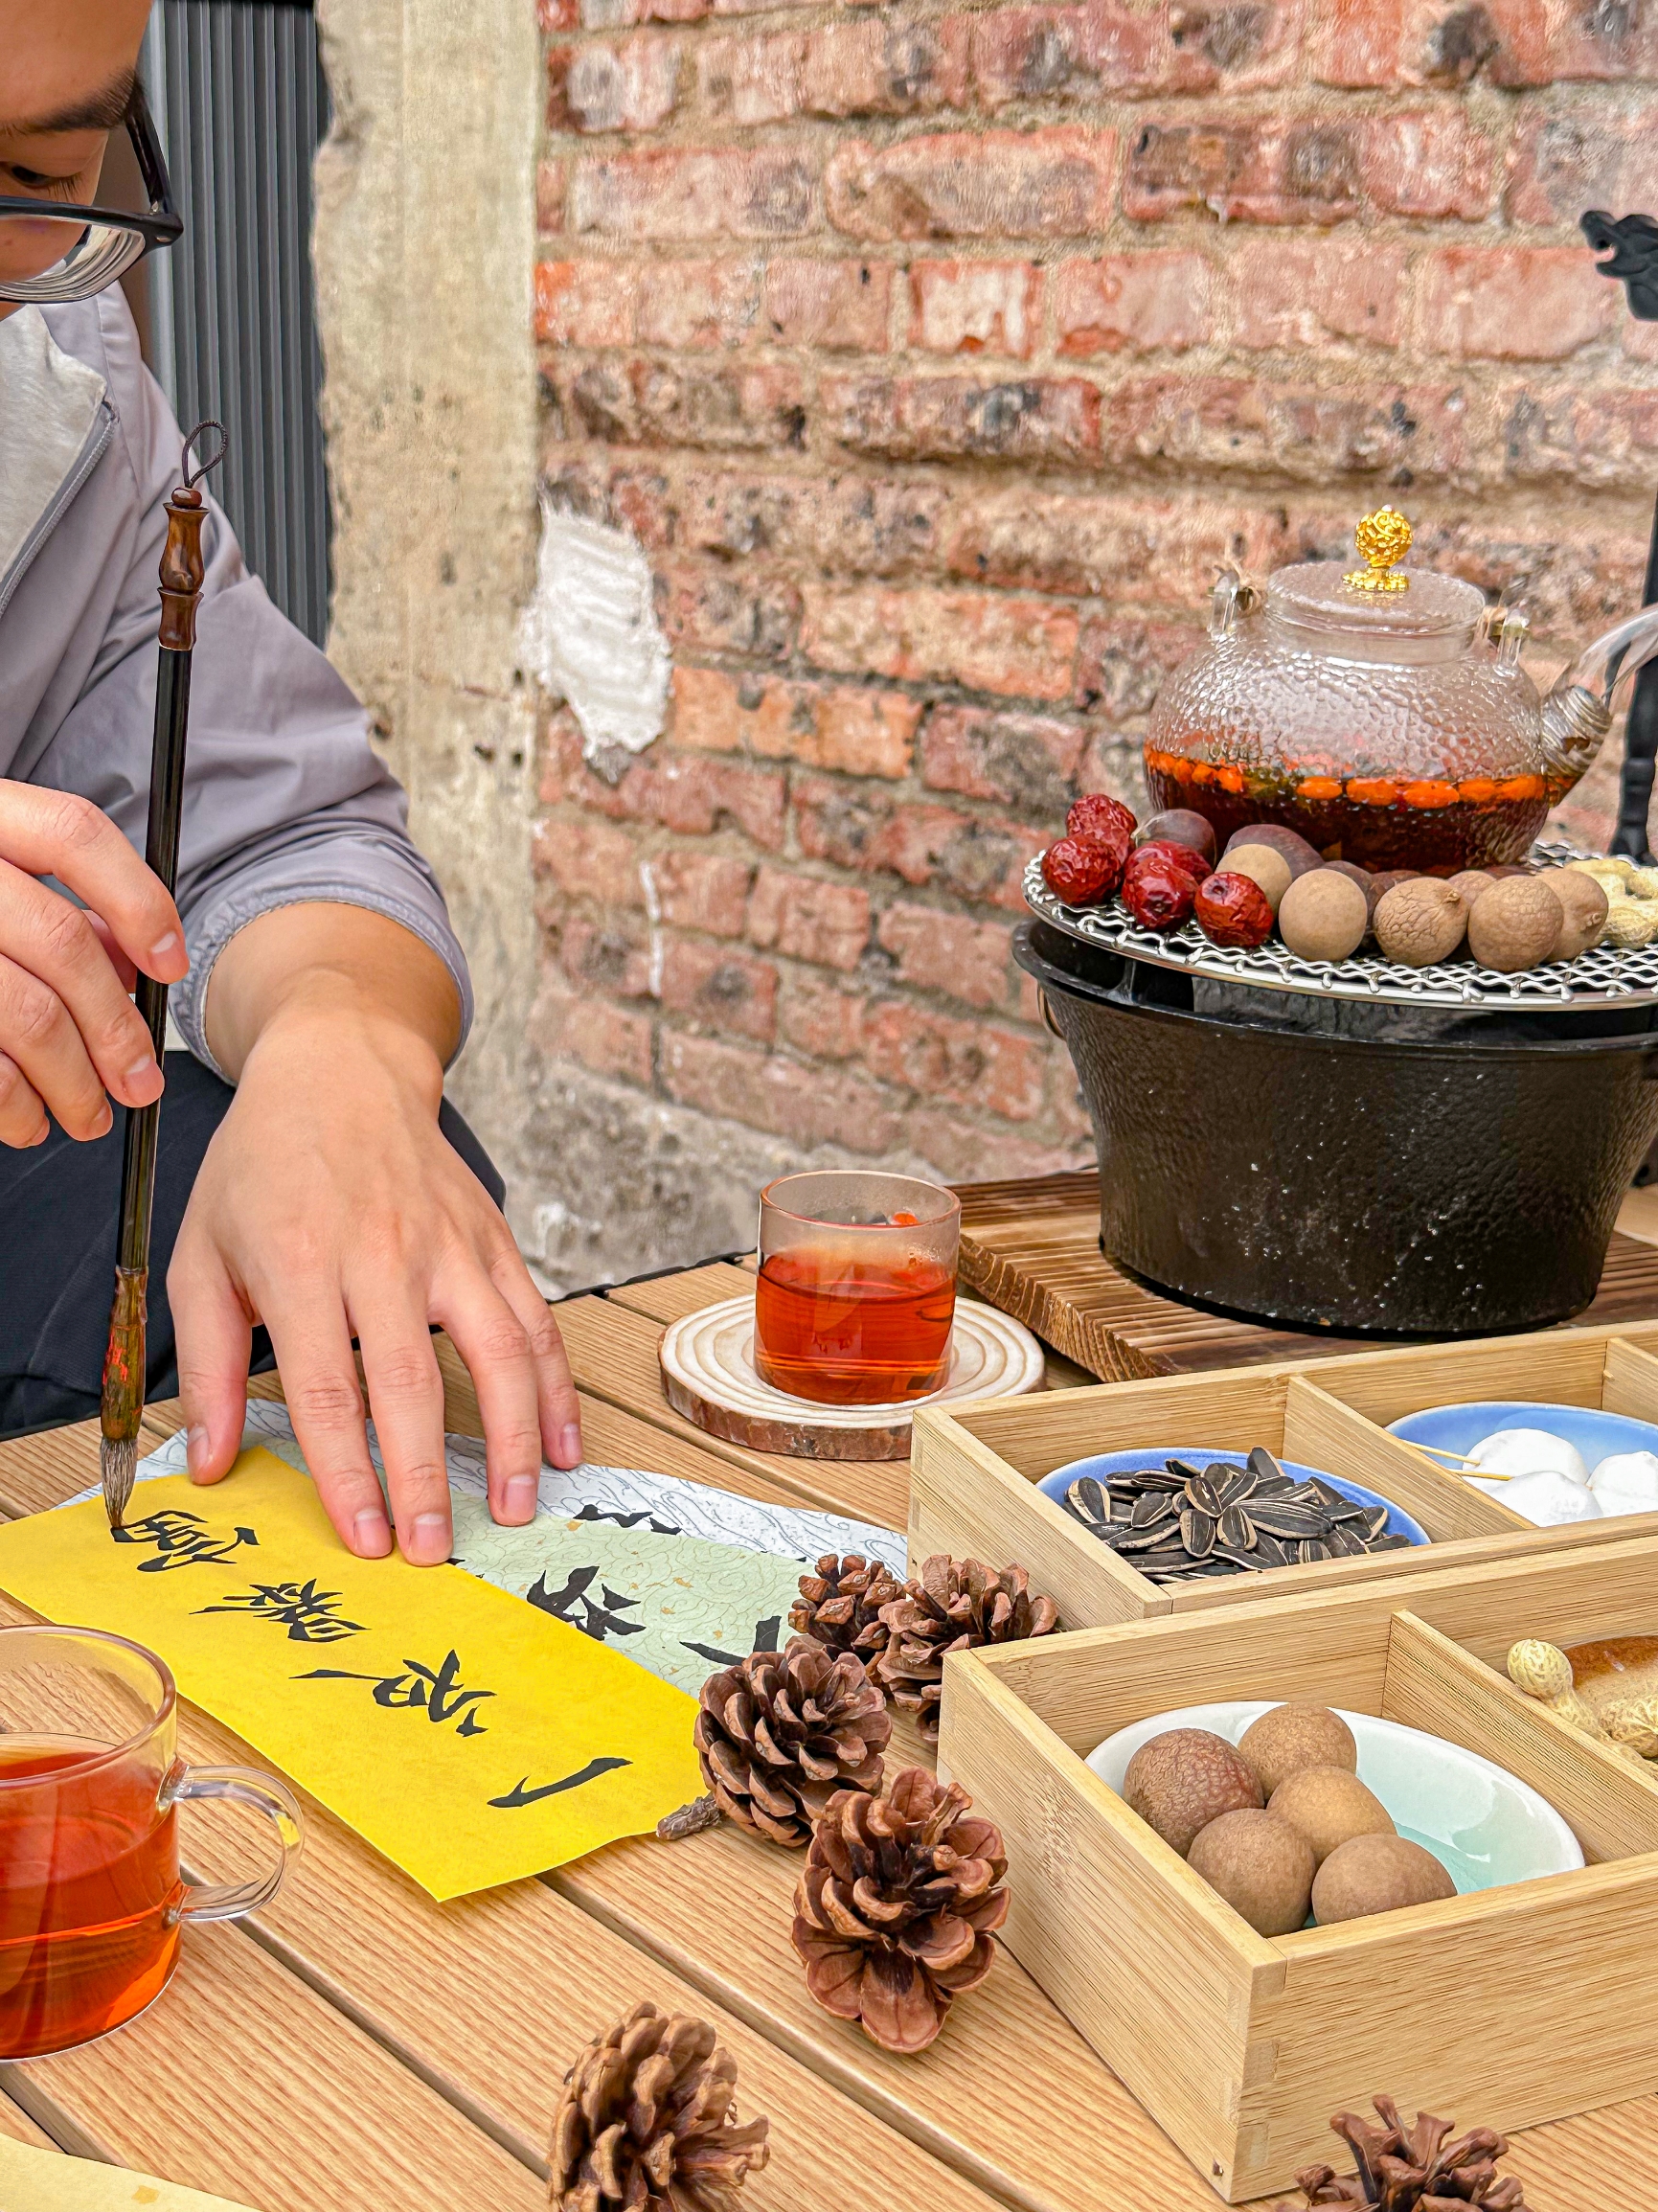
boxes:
[25,296,472,1075]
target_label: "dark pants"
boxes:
[0,1052,504,1441]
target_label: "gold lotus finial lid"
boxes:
[1345,505,1412,593]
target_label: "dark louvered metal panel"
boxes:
[144,0,331,647]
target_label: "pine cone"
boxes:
[549,2001,769,2212]
[877,1556,1060,1745]
[789,1554,903,1668]
[694,1633,891,1847]
[790,1767,1009,2054]
[1274,2095,1530,2209]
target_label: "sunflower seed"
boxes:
[1214,1544,1268,1570]
[1130,1492,1177,1529]
[1187,1473,1225,1517]
[1248,1502,1329,1539]
[1216,1504,1255,1550]
[1297,1538,1329,1564]
[1180,1508,1216,1559]
[1214,1466,1257,1511]
[1247,1446,1286,1487]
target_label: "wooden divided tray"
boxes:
[957,1170,1658,1380]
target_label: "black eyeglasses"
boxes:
[0,84,182,307]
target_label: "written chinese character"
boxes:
[488,1757,630,1809]
[111,1509,260,1572]
[571,1503,680,1537]
[195,1578,365,1643]
[680,1615,783,1669]
[528,1565,647,1643]
[298,1648,494,1736]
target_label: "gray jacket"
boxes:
[0,288,471,1073]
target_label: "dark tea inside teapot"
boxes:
[1145,506,1658,872]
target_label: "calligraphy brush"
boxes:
[101,423,227,1529]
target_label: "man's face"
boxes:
[0,0,150,316]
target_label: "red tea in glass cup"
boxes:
[0,1626,302,2059]
[754,1171,961,1405]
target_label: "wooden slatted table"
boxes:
[0,1262,1652,2210]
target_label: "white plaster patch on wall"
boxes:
[518,494,670,771]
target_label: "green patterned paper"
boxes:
[449,1494,806,1693]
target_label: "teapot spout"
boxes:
[1541,604,1658,787]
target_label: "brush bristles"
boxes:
[100,1435,138,1530]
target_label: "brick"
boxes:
[971,2,1297,106]
[763,260,892,352]
[673,467,942,576]
[1076,615,1203,720]
[801,583,1079,701]
[1230,239,1406,350]
[532,814,642,903]
[635,261,760,349]
[630,360,806,451]
[1054,251,1215,356]
[813,687,920,778]
[778,976,865,1060]
[824,375,1098,466]
[580,0,708,25]
[1506,107,1658,229]
[539,980,656,1085]
[746,866,872,969]
[661,1033,905,1153]
[944,489,1286,602]
[861,1001,1047,1120]
[1502,387,1658,494]
[1311,0,1552,88]
[658,935,778,1041]
[1125,117,1364,224]
[695,29,805,124]
[572,147,821,239]
[537,159,568,234]
[1420,247,1619,362]
[825,127,1116,243]
[920,706,1088,817]
[540,0,579,28]
[658,564,801,663]
[905,1109,1087,1183]
[558,915,651,995]
[792,775,1044,910]
[563,34,680,131]
[564,738,788,848]
[910,262,1041,358]
[534,260,636,348]
[648,848,754,937]
[1099,376,1472,485]
[800,17,973,116]
[670,665,806,756]
[876,902,1014,1010]
[1361,110,1496,220]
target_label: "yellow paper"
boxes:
[0,2139,255,2212]
[0,1449,702,1900]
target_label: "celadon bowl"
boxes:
[1087,1701,1583,1898]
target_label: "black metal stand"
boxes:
[1584,211,1658,860]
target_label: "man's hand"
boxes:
[0,782,185,1147]
[170,903,581,1562]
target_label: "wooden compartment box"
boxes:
[910,1320,1658,1626]
[941,1533,1658,2201]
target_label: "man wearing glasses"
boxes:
[1,2,582,1559]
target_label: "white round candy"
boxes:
[1587,1449,1658,1518]
[1466,1427,1589,1485]
[1468,1469,1602,1526]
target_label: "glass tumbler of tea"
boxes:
[754,1170,961,1406]
[0,1625,302,2060]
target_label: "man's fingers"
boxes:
[261,1296,391,1559]
[168,1236,255,1486]
[0,786,186,982]
[0,863,166,1113]
[0,951,117,1142]
[0,1051,48,1149]
[433,1272,545,1526]
[488,1247,582,1471]
[353,1296,452,1565]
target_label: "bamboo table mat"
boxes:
[955,1170,1658,1382]
[2,1273,1656,2209]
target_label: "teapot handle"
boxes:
[1209,567,1261,641]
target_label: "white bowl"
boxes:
[1088,1701,1583,1897]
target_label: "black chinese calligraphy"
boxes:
[488,1757,631,1809]
[679,1615,783,1669]
[298,1648,494,1736]
[195,1578,365,1644]
[111,1509,260,1572]
[527,1565,647,1643]
[572,1503,681,1537]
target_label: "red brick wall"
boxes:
[532,0,1658,1183]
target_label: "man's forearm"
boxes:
[201,901,462,1086]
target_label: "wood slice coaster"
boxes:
[659,1294,1045,1460]
[954,1168,1658,1382]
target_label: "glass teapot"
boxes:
[1144,507,1658,871]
